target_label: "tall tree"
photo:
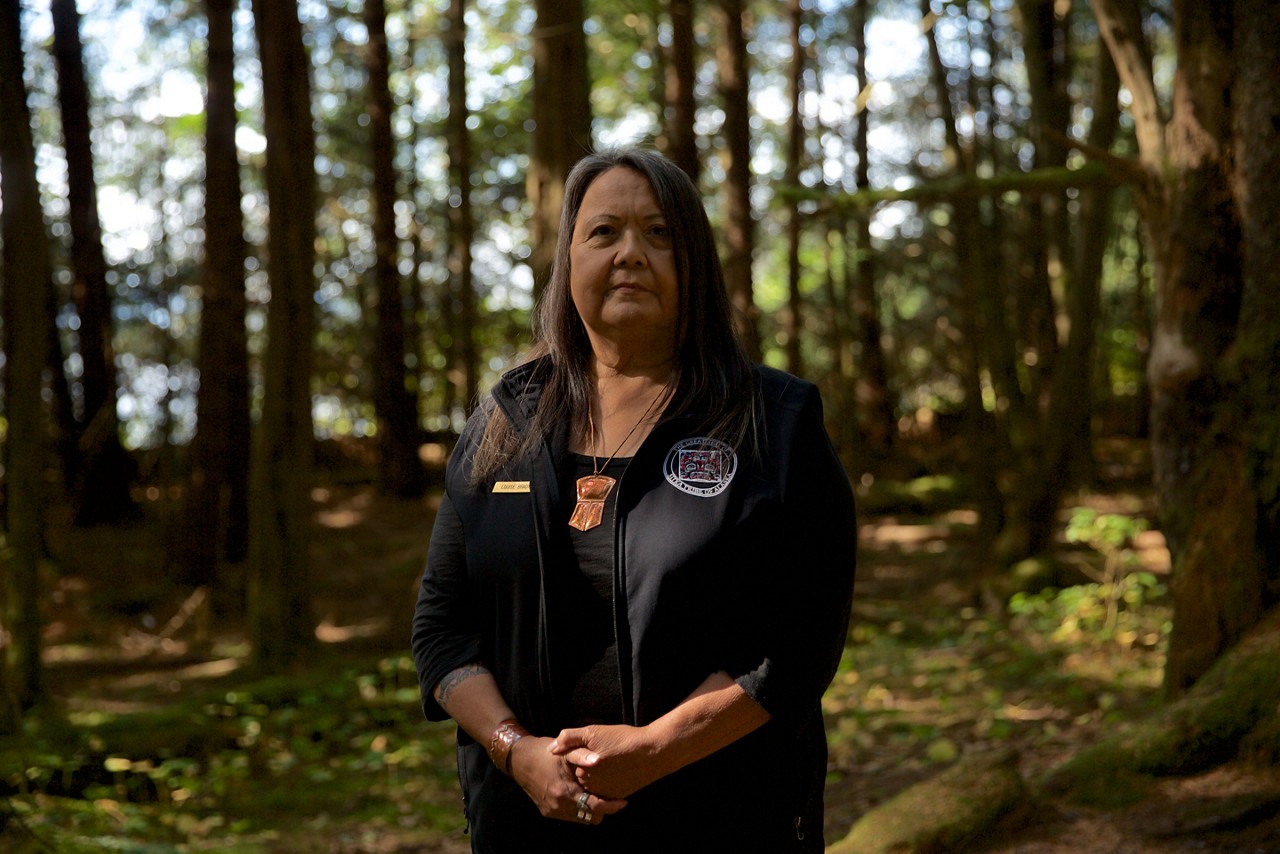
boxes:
[527,0,592,292]
[366,0,426,496]
[1090,0,1279,692]
[921,0,1005,564]
[662,0,699,181]
[178,0,252,587]
[0,0,50,715]
[249,0,319,669]
[782,0,805,376]
[850,0,893,462]
[1015,42,1122,558]
[1013,0,1071,396]
[445,0,478,415]
[715,0,759,359]
[50,0,138,527]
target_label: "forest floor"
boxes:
[5,435,1280,852]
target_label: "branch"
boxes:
[783,162,1131,214]
[1089,0,1165,166]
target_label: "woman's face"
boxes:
[569,167,679,356]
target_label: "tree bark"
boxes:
[0,0,50,714]
[1018,42,1121,558]
[1013,0,1069,401]
[922,0,1005,562]
[367,0,426,497]
[445,0,478,420]
[783,0,804,376]
[527,0,592,294]
[1232,0,1280,615]
[51,0,138,527]
[249,0,318,670]
[1090,0,1275,692]
[179,0,252,587]
[715,0,759,360]
[662,0,699,182]
[850,0,893,463]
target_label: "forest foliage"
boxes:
[3,0,1280,849]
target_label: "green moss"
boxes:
[1041,610,1280,803]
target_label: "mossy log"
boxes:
[826,749,1027,854]
[1041,606,1280,805]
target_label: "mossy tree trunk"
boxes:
[1091,0,1280,694]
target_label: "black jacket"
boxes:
[412,357,856,852]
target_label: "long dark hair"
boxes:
[472,147,755,483]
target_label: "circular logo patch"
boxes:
[663,437,738,497]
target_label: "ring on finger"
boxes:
[577,792,590,810]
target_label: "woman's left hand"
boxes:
[549,724,665,800]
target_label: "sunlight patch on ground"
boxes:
[316,617,389,643]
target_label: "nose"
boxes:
[614,227,647,268]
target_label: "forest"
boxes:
[2,0,1279,851]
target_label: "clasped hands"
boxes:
[509,723,659,826]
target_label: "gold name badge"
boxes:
[492,481,531,494]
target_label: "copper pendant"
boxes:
[568,473,616,531]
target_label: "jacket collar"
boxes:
[491,356,554,438]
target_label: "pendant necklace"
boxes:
[568,384,668,532]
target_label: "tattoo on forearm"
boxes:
[435,663,490,709]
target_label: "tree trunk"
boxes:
[1144,0,1249,694]
[783,0,804,376]
[178,0,252,587]
[367,0,426,497]
[0,0,50,714]
[850,0,893,463]
[51,0,138,527]
[1012,0,1069,403]
[446,0,478,419]
[922,0,1005,562]
[1232,0,1280,619]
[1091,0,1275,692]
[1018,43,1121,558]
[715,0,759,360]
[527,0,592,294]
[249,0,318,670]
[662,0,699,182]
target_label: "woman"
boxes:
[412,147,856,852]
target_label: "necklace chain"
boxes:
[569,382,669,532]
[586,383,669,475]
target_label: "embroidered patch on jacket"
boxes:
[664,437,737,497]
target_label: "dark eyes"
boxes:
[584,223,670,240]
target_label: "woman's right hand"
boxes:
[509,735,628,825]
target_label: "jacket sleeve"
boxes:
[730,383,857,733]
[411,492,482,721]
[411,406,495,722]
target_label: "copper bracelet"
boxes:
[487,719,530,775]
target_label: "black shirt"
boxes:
[558,453,629,725]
